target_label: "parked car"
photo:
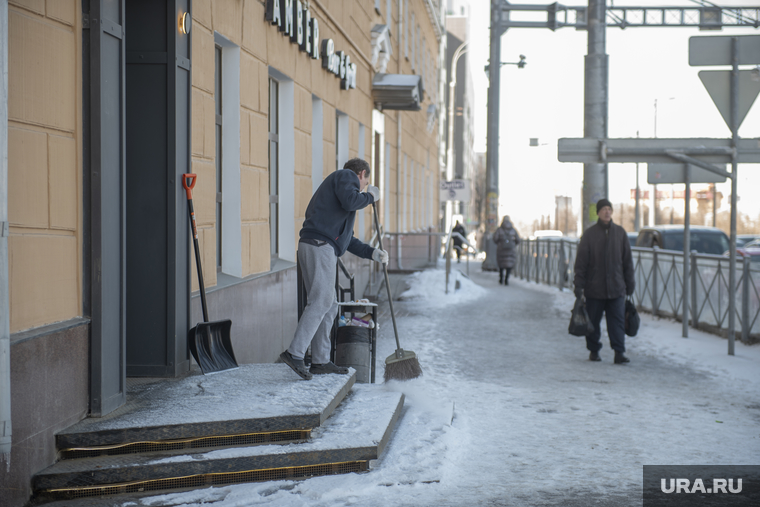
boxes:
[732,239,760,262]
[737,234,760,248]
[628,232,638,248]
[635,225,730,255]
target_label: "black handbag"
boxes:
[569,296,594,336]
[625,295,640,337]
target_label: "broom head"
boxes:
[384,349,422,381]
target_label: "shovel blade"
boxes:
[189,319,238,374]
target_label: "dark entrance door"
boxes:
[85,0,127,416]
[124,0,191,377]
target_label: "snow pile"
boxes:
[399,268,487,307]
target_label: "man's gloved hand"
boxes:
[574,288,583,299]
[367,185,380,202]
[626,287,634,296]
[372,248,389,264]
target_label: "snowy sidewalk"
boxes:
[133,264,760,507]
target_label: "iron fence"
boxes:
[516,238,760,343]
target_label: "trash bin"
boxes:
[335,326,372,383]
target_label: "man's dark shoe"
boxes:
[589,351,601,362]
[614,352,630,364]
[310,362,349,375]
[280,351,312,380]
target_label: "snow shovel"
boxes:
[182,174,238,374]
[372,202,422,381]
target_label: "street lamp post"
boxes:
[445,41,468,230]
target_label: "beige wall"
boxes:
[7,0,81,333]
[190,0,441,290]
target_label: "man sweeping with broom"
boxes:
[280,158,388,380]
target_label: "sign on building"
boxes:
[440,180,471,202]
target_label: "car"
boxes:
[732,239,760,262]
[628,232,638,248]
[737,235,760,248]
[635,225,730,255]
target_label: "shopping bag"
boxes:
[568,297,594,337]
[625,295,640,337]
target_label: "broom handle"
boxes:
[372,203,402,351]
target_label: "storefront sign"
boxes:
[265,0,357,90]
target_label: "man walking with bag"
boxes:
[573,199,635,363]
[280,158,388,380]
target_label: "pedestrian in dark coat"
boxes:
[573,198,635,364]
[452,221,466,262]
[492,216,520,285]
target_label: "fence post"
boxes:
[691,251,698,329]
[652,247,659,317]
[535,241,540,284]
[742,257,750,343]
[560,240,564,288]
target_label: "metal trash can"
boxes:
[335,326,372,383]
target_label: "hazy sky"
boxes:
[463,0,760,231]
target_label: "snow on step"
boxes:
[34,386,404,491]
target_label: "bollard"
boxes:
[652,247,659,317]
[741,257,750,343]
[558,240,566,291]
[691,251,699,329]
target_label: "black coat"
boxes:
[493,222,520,269]
[452,224,466,246]
[300,169,375,259]
[573,219,635,300]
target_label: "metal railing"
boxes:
[516,238,760,343]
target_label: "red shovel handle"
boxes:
[182,173,197,200]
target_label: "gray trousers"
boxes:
[287,242,338,364]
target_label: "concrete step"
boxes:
[55,364,354,457]
[33,386,404,502]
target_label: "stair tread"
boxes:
[35,386,404,490]
[57,364,355,448]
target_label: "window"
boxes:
[269,78,279,259]
[404,0,408,59]
[411,13,415,70]
[336,110,349,172]
[215,45,223,271]
[212,33,242,277]
[311,96,323,194]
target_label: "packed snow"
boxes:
[128,265,759,507]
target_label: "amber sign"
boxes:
[266,0,357,90]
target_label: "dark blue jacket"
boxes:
[300,169,376,259]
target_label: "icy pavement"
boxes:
[131,264,760,507]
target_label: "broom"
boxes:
[372,202,422,381]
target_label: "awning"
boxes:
[372,74,423,111]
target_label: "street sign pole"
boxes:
[583,0,608,231]
[728,37,739,355]
[683,163,691,339]
[483,0,507,271]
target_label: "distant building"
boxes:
[444,0,475,229]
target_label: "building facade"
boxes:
[0,1,446,504]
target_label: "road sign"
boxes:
[439,180,471,202]
[689,35,760,66]
[557,138,760,164]
[698,70,760,131]
[647,163,727,185]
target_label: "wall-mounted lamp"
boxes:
[179,12,191,34]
